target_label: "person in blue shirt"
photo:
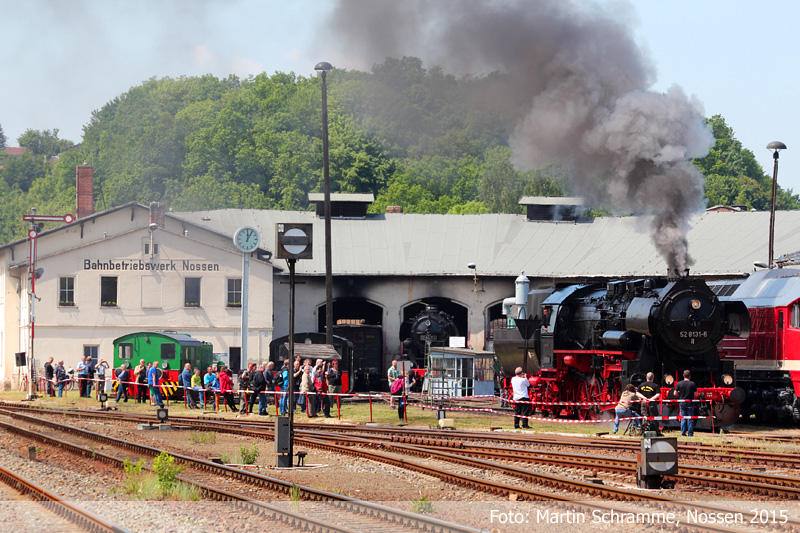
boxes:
[148,363,165,408]
[278,360,291,415]
[202,365,218,409]
[76,356,88,397]
[180,363,197,409]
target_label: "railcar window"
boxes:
[779,310,784,330]
[792,304,800,328]
[119,343,133,360]
[183,346,197,367]
[161,343,176,360]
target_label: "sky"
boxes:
[1,0,798,194]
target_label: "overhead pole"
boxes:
[315,61,334,344]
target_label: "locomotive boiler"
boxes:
[495,273,751,425]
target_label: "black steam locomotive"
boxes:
[402,305,459,364]
[494,275,751,425]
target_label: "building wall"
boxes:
[272,272,514,372]
[0,206,274,379]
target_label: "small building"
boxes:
[425,347,496,397]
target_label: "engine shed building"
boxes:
[0,201,274,383]
[5,177,800,385]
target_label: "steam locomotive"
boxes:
[494,273,751,426]
[402,305,460,364]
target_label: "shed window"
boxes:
[101,277,118,307]
[185,278,201,307]
[59,277,75,306]
[227,278,242,308]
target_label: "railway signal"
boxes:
[276,223,313,468]
[22,209,75,400]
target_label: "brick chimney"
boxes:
[149,202,165,229]
[76,166,94,219]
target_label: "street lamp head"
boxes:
[767,141,787,158]
[314,61,333,72]
[467,262,476,270]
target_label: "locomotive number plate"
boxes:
[679,331,708,338]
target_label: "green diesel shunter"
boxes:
[112,331,215,397]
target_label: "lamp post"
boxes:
[767,141,787,268]
[315,61,334,345]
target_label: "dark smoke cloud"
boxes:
[324,0,713,271]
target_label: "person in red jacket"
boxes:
[218,366,238,412]
[313,363,331,418]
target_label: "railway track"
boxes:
[3,406,799,532]
[5,403,800,495]
[0,410,479,533]
[0,463,131,533]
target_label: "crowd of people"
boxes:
[39,355,702,434]
[38,354,350,418]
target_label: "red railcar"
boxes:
[713,268,800,423]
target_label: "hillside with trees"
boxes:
[0,57,797,243]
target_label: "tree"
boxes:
[694,115,800,210]
[17,129,73,157]
[0,151,48,191]
[0,123,6,150]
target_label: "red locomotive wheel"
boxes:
[577,378,603,421]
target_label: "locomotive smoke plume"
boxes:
[323,0,714,271]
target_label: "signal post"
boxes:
[21,210,75,399]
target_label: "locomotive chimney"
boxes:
[668,268,690,280]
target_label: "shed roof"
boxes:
[285,343,342,361]
[175,209,800,278]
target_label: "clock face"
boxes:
[234,226,260,252]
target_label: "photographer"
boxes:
[511,367,531,429]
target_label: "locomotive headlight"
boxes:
[664,374,675,386]
[722,373,734,386]
[691,299,702,310]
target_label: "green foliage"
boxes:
[189,431,217,445]
[409,495,434,514]
[121,458,147,496]
[694,115,800,210]
[0,123,6,150]
[239,443,260,465]
[5,64,800,243]
[17,129,74,157]
[152,452,184,495]
[290,484,301,510]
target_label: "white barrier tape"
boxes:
[406,401,712,423]
[505,397,715,406]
